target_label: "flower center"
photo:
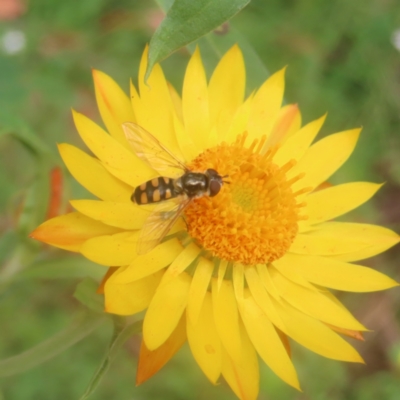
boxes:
[185,133,305,265]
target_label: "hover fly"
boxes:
[122,122,227,255]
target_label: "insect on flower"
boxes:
[123,122,229,255]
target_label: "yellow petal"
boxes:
[321,290,369,331]
[70,199,149,230]
[167,81,183,122]
[272,299,364,362]
[92,69,135,149]
[269,267,366,330]
[113,239,184,282]
[187,292,222,383]
[136,314,186,385]
[238,289,300,390]
[72,110,155,186]
[80,231,139,266]
[256,264,281,300]
[136,46,182,159]
[130,78,139,103]
[325,324,364,341]
[266,104,301,148]
[270,259,317,291]
[281,104,302,138]
[282,104,302,137]
[143,272,191,350]
[244,266,286,331]
[163,242,201,278]
[277,253,398,292]
[30,212,121,252]
[304,182,382,225]
[209,45,245,139]
[247,67,286,142]
[233,263,245,300]
[290,230,369,256]
[290,128,361,193]
[104,268,163,315]
[217,260,228,290]
[276,329,292,358]
[97,267,118,294]
[211,278,242,364]
[58,144,132,202]
[274,114,326,167]
[187,257,214,325]
[207,125,219,148]
[173,112,199,162]
[317,222,400,262]
[129,79,144,126]
[221,323,259,400]
[225,94,254,144]
[182,46,210,152]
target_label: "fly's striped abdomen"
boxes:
[132,177,178,204]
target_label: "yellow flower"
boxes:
[31,45,399,399]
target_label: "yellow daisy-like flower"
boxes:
[31,45,399,399]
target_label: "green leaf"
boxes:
[16,161,52,238]
[155,1,269,93]
[80,319,142,400]
[0,311,106,377]
[19,256,104,280]
[147,0,250,79]
[73,277,105,313]
[0,231,18,267]
[0,245,34,288]
[154,0,174,12]
[0,122,54,158]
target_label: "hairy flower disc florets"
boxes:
[185,133,304,264]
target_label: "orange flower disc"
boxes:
[185,133,303,264]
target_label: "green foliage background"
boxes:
[1,0,400,399]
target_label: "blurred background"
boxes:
[1,0,400,399]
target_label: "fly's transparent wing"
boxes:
[123,122,187,175]
[137,197,191,255]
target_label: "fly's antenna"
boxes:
[221,174,231,184]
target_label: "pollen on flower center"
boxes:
[185,133,306,265]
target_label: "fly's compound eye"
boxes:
[205,168,219,176]
[209,180,222,197]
